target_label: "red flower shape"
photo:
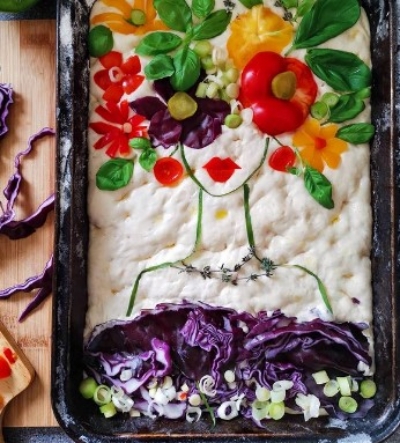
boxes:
[203,157,241,183]
[90,100,148,157]
[94,51,144,102]
[240,51,317,136]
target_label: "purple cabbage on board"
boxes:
[130,78,230,150]
[0,83,13,139]
[84,301,374,423]
[0,127,55,320]
[0,127,55,239]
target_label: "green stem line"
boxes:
[180,138,269,198]
[126,189,204,316]
[284,264,333,314]
[243,184,255,249]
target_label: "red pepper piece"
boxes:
[203,157,241,183]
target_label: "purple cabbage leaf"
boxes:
[0,83,13,139]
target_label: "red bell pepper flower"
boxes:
[240,51,317,136]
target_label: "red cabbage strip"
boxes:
[0,83,13,139]
[0,256,53,321]
[0,127,55,239]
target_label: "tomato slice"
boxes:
[268,146,296,172]
[203,157,241,183]
[154,157,184,186]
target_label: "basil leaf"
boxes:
[170,47,201,91]
[237,0,262,7]
[129,137,152,150]
[297,0,316,17]
[328,94,365,123]
[293,0,360,49]
[304,166,334,209]
[192,10,231,40]
[96,159,134,191]
[336,123,375,144]
[139,149,157,172]
[192,0,215,18]
[136,32,183,56]
[281,0,298,8]
[305,49,371,92]
[144,54,175,80]
[155,0,192,33]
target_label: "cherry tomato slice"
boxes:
[154,157,184,186]
[0,356,11,379]
[268,146,296,172]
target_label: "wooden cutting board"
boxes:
[0,19,57,427]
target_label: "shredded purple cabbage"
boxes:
[0,83,13,139]
[130,78,230,150]
[84,301,374,424]
[0,126,55,320]
[0,127,55,239]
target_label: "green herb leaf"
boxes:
[305,49,371,92]
[296,0,316,17]
[291,264,333,314]
[281,0,298,8]
[144,54,175,80]
[96,159,134,191]
[328,94,365,123]
[237,0,262,8]
[139,149,157,172]
[191,0,215,18]
[129,137,152,150]
[293,0,360,49]
[88,25,113,57]
[192,10,231,40]
[304,166,334,209]
[155,0,192,32]
[354,87,371,100]
[196,384,216,427]
[287,166,302,176]
[336,123,375,144]
[170,47,201,91]
[136,32,183,56]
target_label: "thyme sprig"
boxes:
[172,247,279,286]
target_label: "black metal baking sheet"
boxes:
[52,0,400,441]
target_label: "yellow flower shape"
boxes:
[292,118,348,172]
[91,0,168,35]
[227,5,294,70]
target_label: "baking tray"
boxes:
[52,0,400,441]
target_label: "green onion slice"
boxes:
[338,396,358,414]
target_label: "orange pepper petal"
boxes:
[303,118,321,138]
[300,145,324,172]
[321,150,342,169]
[326,138,348,154]
[292,129,314,148]
[319,124,339,140]
[101,0,132,18]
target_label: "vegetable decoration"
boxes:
[240,51,317,135]
[83,301,375,424]
[227,5,294,69]
[153,157,184,186]
[202,157,241,183]
[91,0,168,35]
[93,51,144,102]
[130,77,230,149]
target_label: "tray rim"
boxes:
[52,0,400,441]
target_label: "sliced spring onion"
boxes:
[360,379,377,398]
[186,406,202,423]
[100,401,117,418]
[337,376,352,396]
[312,370,330,385]
[199,375,217,397]
[323,380,340,397]
[338,396,358,414]
[79,377,98,399]
[321,92,340,108]
[93,385,112,406]
[255,385,271,402]
[273,380,294,391]
[217,401,239,420]
[251,400,269,421]
[112,394,134,413]
[270,389,285,404]
[311,101,330,120]
[188,393,201,407]
[224,370,236,384]
[268,401,285,420]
